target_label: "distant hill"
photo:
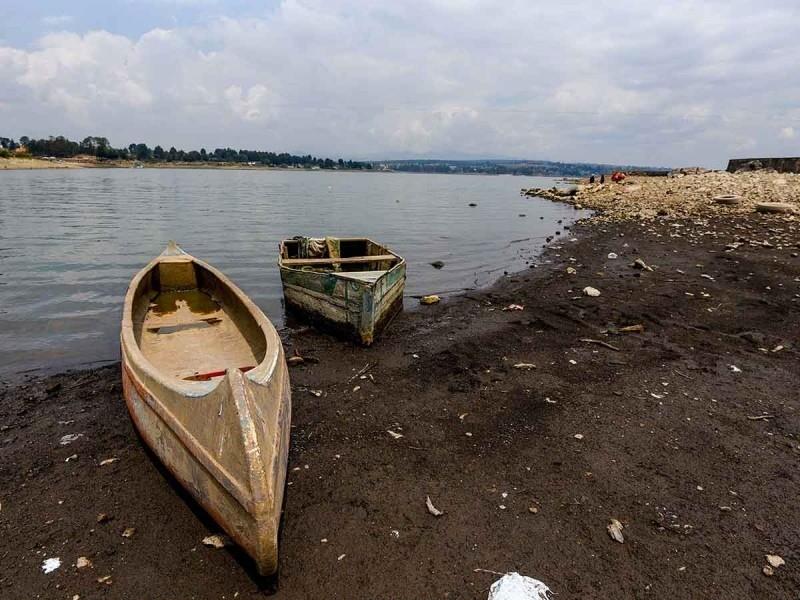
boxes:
[371,159,670,177]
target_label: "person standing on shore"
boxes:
[589,175,596,184]
[600,174,605,184]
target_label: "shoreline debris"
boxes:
[42,557,61,574]
[425,496,444,517]
[487,572,552,600]
[607,518,625,543]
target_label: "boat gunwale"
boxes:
[277,237,406,290]
[121,244,283,397]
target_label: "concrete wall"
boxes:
[727,157,800,173]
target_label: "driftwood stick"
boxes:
[579,338,621,352]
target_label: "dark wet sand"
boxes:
[2,214,799,599]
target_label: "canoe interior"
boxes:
[132,257,267,381]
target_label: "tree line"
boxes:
[0,135,371,169]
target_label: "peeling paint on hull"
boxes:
[278,238,406,345]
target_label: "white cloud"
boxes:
[780,127,796,140]
[1,0,799,166]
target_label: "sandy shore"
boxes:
[0,157,81,169]
[0,157,365,172]
[1,183,799,598]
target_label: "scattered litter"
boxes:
[528,506,539,514]
[347,362,374,382]
[700,274,714,281]
[513,363,536,370]
[573,434,584,440]
[582,286,601,297]
[309,389,323,397]
[337,553,346,561]
[42,557,61,574]
[59,433,84,446]
[618,324,645,334]
[459,413,469,421]
[607,252,618,259]
[99,458,118,466]
[76,556,92,569]
[766,554,785,568]
[96,513,112,524]
[747,414,774,421]
[487,572,552,600]
[566,266,577,275]
[287,356,305,366]
[714,194,741,205]
[65,454,78,462]
[387,430,404,440]
[425,496,444,517]
[756,202,797,214]
[580,338,620,351]
[607,518,625,543]
[503,304,524,311]
[122,527,136,538]
[352,385,361,392]
[202,534,231,549]
[631,258,653,271]
[568,359,577,365]
[420,295,441,305]
[730,365,742,373]
[390,529,400,538]
[97,575,112,585]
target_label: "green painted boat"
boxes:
[278,237,406,345]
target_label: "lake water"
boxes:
[0,168,587,378]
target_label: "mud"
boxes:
[2,214,799,599]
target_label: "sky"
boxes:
[1,0,799,168]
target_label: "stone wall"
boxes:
[727,157,800,173]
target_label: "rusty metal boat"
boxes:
[278,237,406,345]
[120,242,290,575]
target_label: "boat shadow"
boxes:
[134,428,286,594]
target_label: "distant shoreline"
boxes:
[0,156,371,172]
[0,157,649,178]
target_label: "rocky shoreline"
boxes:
[2,195,800,597]
[524,170,800,221]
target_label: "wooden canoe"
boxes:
[120,242,290,575]
[278,237,406,345]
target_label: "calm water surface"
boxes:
[0,169,588,377]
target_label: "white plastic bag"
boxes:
[488,572,552,600]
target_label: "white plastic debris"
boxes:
[607,252,618,259]
[387,430,404,439]
[202,534,231,549]
[59,433,84,446]
[426,496,444,517]
[42,557,61,574]
[582,286,601,297]
[730,365,742,373]
[488,572,552,600]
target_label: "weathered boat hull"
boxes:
[279,252,406,345]
[120,244,291,575]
